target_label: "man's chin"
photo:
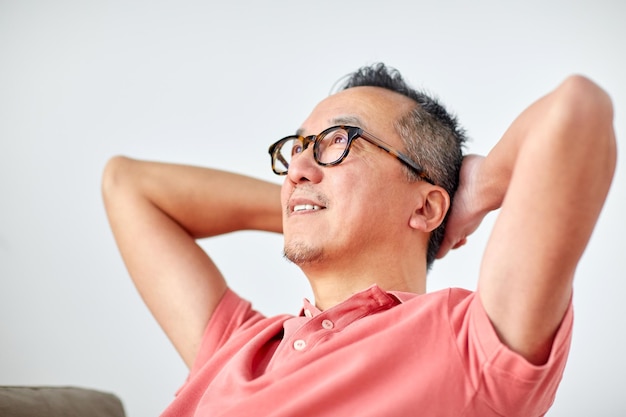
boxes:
[283,242,325,265]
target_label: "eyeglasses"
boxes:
[268,125,434,184]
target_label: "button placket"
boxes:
[321,319,334,330]
[293,339,307,351]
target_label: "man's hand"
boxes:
[436,154,487,259]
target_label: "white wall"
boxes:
[1,1,624,415]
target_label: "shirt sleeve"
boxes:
[187,288,266,382]
[450,289,574,416]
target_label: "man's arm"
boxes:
[439,75,617,364]
[101,157,282,368]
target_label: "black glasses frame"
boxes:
[268,125,434,184]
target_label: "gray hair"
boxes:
[337,63,467,268]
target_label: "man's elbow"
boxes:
[553,75,617,173]
[557,75,614,134]
[101,155,135,204]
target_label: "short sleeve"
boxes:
[187,288,266,381]
[454,290,574,416]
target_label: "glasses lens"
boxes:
[273,137,301,174]
[317,127,350,165]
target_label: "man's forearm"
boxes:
[103,156,283,237]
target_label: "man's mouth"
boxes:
[293,204,323,212]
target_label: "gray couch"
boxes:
[0,386,125,417]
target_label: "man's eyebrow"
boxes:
[331,115,364,128]
[295,116,365,137]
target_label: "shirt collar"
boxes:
[299,284,419,317]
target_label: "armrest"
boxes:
[0,386,125,417]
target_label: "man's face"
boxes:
[281,86,423,268]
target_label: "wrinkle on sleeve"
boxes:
[450,289,574,417]
[188,288,266,382]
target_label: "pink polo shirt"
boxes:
[161,285,572,417]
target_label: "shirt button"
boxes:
[304,309,313,318]
[293,339,307,351]
[321,319,334,330]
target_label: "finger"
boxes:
[436,238,454,259]
[452,237,467,249]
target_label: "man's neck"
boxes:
[302,264,427,311]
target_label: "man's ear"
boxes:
[409,186,450,232]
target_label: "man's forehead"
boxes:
[297,87,410,134]
[295,115,366,137]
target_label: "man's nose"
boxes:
[286,143,322,184]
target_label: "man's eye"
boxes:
[329,132,348,145]
[291,143,303,156]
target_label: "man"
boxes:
[102,64,616,416]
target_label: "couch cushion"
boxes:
[0,386,125,417]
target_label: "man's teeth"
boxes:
[293,204,322,212]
